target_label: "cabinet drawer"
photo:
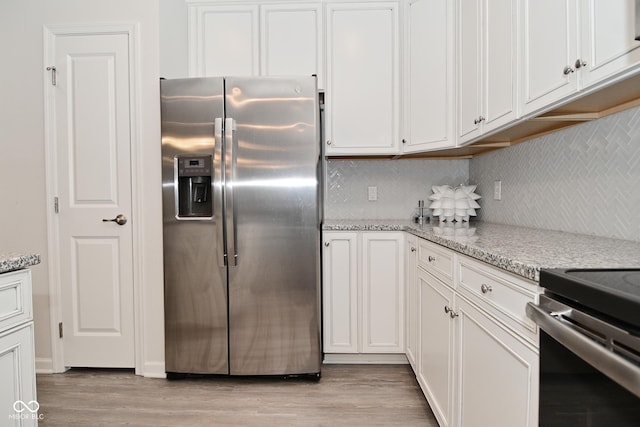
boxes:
[0,270,32,332]
[457,256,540,344]
[417,239,454,284]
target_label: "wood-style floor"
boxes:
[36,364,438,426]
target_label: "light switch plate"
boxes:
[368,186,378,201]
[494,180,502,200]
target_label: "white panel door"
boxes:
[53,32,135,367]
[456,297,539,427]
[458,0,482,141]
[403,0,455,153]
[189,4,259,77]
[322,232,358,353]
[520,0,578,115]
[325,2,400,155]
[579,0,640,88]
[405,234,418,369]
[361,232,404,353]
[418,268,454,427]
[261,3,324,89]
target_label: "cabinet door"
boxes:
[322,232,359,353]
[579,0,640,88]
[459,0,517,142]
[458,0,482,141]
[325,2,400,155]
[456,297,539,427]
[520,0,578,115]
[403,0,455,153]
[188,4,259,77]
[483,0,518,133]
[361,232,404,353]
[261,3,324,89]
[1,323,37,427]
[417,268,454,427]
[405,234,419,369]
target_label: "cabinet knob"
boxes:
[402,139,407,144]
[563,65,575,75]
[428,255,436,262]
[411,247,416,252]
[444,306,459,318]
[324,242,330,247]
[326,140,332,146]
[575,58,587,69]
[473,116,485,125]
[481,283,493,294]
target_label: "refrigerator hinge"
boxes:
[46,66,57,86]
[54,197,59,214]
[58,322,63,338]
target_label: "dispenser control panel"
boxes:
[178,157,212,177]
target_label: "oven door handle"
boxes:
[526,300,640,398]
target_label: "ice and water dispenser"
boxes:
[175,155,213,218]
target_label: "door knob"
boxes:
[102,214,127,225]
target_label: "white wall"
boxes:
[0,0,165,376]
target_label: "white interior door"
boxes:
[50,31,135,368]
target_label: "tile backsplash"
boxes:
[470,105,640,242]
[324,159,469,220]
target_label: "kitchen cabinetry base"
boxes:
[323,353,408,365]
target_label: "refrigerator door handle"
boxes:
[214,117,226,267]
[225,117,238,266]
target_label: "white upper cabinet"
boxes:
[458,0,518,143]
[189,4,260,77]
[578,0,640,88]
[260,3,324,88]
[325,2,400,155]
[402,0,455,153]
[188,2,323,86]
[520,0,579,115]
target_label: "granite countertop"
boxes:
[322,220,640,282]
[0,252,41,274]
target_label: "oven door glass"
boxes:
[539,331,640,427]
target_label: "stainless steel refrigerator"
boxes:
[160,76,322,377]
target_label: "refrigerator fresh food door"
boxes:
[161,77,229,374]
[225,76,322,375]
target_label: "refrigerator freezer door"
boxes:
[161,77,229,374]
[225,76,322,375]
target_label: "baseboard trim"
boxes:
[35,357,55,374]
[323,353,408,364]
[141,361,166,378]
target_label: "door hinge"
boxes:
[54,196,59,213]
[58,322,63,338]
[46,66,57,86]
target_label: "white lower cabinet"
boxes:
[323,231,404,356]
[417,267,454,427]
[410,235,539,427]
[456,296,539,427]
[0,269,37,426]
[405,234,419,369]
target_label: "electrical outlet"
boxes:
[368,186,378,201]
[494,180,502,201]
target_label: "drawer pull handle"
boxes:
[481,284,493,294]
[428,256,436,262]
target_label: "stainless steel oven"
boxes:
[526,269,640,427]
